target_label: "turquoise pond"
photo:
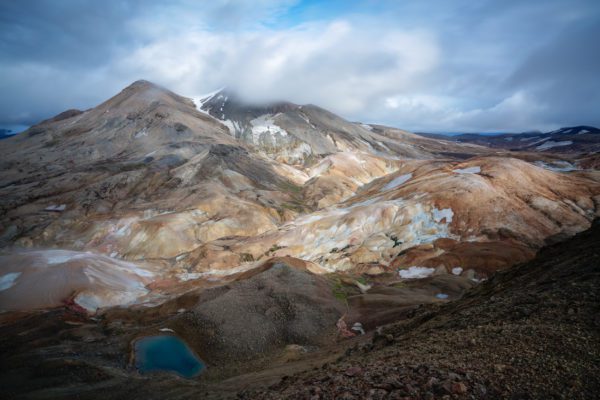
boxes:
[134,335,205,378]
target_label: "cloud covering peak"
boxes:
[0,0,599,133]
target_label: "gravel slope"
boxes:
[243,220,600,399]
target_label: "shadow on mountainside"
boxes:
[0,220,598,399]
[244,219,600,399]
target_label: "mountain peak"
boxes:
[126,79,161,90]
[119,79,172,97]
[97,79,195,113]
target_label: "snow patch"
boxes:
[452,267,463,276]
[221,119,238,135]
[0,250,156,312]
[250,114,288,144]
[298,112,316,128]
[382,173,412,191]
[534,161,578,172]
[191,88,224,113]
[432,207,453,223]
[134,128,148,138]
[399,266,435,279]
[536,140,572,151]
[45,204,66,212]
[177,264,256,281]
[349,196,383,208]
[44,252,80,265]
[0,272,21,291]
[452,166,481,174]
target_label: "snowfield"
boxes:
[534,161,578,172]
[0,272,21,291]
[250,114,289,143]
[452,166,481,174]
[382,173,412,191]
[536,140,573,151]
[399,266,436,279]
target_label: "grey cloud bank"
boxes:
[0,0,598,133]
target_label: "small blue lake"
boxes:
[134,335,205,378]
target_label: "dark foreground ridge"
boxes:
[244,220,600,399]
[0,221,599,399]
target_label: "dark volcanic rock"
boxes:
[242,220,600,399]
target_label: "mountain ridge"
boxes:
[0,79,598,314]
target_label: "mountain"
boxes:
[0,80,598,311]
[0,80,599,398]
[0,81,306,258]
[417,125,600,153]
[196,89,491,164]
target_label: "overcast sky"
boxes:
[1,0,599,133]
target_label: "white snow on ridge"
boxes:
[278,199,457,271]
[298,112,317,128]
[536,140,572,151]
[221,119,238,135]
[134,128,148,138]
[177,263,256,281]
[534,161,578,172]
[44,252,81,265]
[432,207,453,223]
[452,166,481,174]
[0,272,21,291]
[360,123,373,131]
[250,114,289,143]
[382,173,412,191]
[0,250,157,312]
[399,266,435,279]
[191,88,223,109]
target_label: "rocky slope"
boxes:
[196,89,490,165]
[1,80,599,314]
[197,156,599,275]
[244,219,600,399]
[0,219,597,399]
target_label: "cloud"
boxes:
[0,0,599,132]
[117,20,439,115]
[506,19,600,128]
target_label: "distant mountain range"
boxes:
[0,128,15,140]
[417,125,600,153]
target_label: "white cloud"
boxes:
[440,91,551,132]
[1,0,598,132]
[114,20,440,118]
[372,91,553,132]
